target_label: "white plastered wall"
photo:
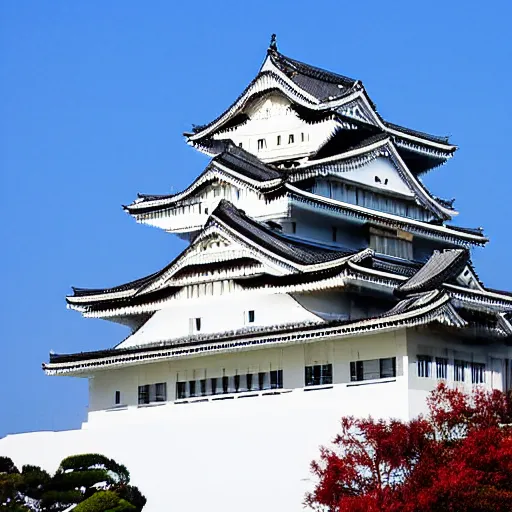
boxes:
[213,93,337,162]
[1,329,413,512]
[406,327,512,418]
[90,329,408,416]
[116,292,324,349]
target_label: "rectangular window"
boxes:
[270,370,283,389]
[288,134,294,144]
[189,381,196,398]
[417,355,432,378]
[332,226,337,243]
[115,391,121,405]
[222,375,229,394]
[301,132,305,142]
[370,234,413,260]
[454,360,465,382]
[234,374,240,393]
[277,135,281,146]
[246,373,253,391]
[210,377,217,395]
[138,383,165,404]
[138,384,150,405]
[305,364,333,386]
[257,138,266,150]
[238,142,243,148]
[380,358,396,378]
[471,363,485,384]
[200,379,207,396]
[291,221,296,234]
[154,382,167,402]
[190,317,202,333]
[350,358,396,382]
[436,357,448,379]
[247,310,255,323]
[176,382,186,400]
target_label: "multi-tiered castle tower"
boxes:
[44,36,512,422]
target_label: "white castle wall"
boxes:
[0,379,407,512]
[93,330,407,413]
[2,328,510,512]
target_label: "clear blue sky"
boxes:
[1,0,511,437]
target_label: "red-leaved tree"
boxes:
[306,383,512,512]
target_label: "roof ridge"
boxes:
[270,50,357,88]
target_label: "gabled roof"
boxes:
[186,39,457,169]
[67,200,357,310]
[124,144,284,215]
[127,135,458,223]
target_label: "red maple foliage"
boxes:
[306,383,512,512]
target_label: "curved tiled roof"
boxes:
[395,249,469,298]
[212,200,352,265]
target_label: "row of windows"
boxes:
[176,370,283,399]
[188,311,255,334]
[119,359,398,406]
[250,132,307,151]
[417,355,485,384]
[320,181,430,222]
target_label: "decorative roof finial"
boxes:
[269,33,277,52]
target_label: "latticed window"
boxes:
[305,364,333,386]
[369,227,413,260]
[175,370,283,400]
[417,355,432,378]
[471,363,485,384]
[436,357,448,379]
[138,383,167,405]
[454,360,465,382]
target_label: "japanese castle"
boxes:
[42,36,512,418]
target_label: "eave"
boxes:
[287,185,488,246]
[44,290,457,376]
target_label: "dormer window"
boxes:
[288,134,295,144]
[257,139,266,150]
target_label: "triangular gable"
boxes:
[295,137,457,220]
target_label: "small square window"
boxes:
[257,139,266,150]
[238,142,243,148]
[190,317,202,333]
